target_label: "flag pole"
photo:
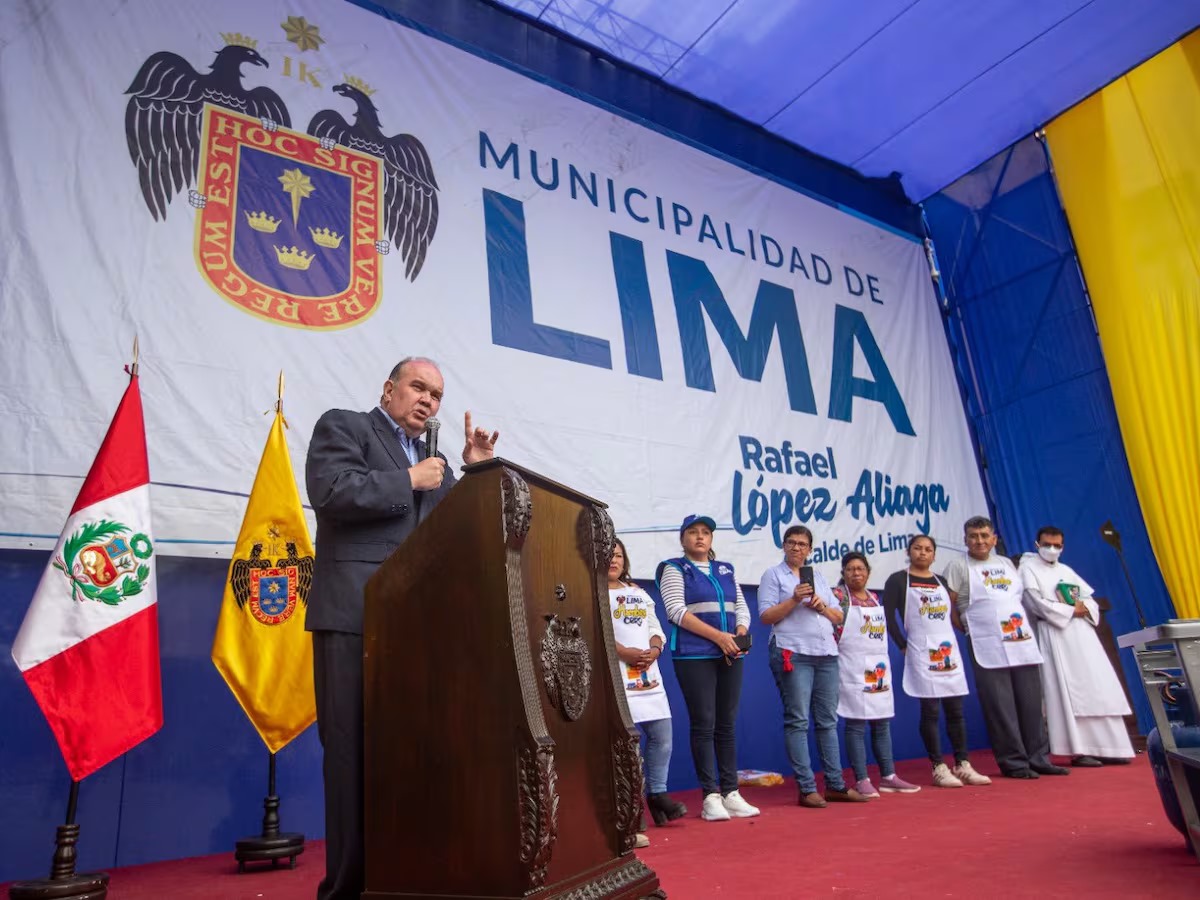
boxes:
[125,336,139,379]
[232,372,305,874]
[8,779,111,899]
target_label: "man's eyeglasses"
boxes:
[784,540,810,549]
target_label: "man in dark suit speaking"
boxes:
[305,356,499,900]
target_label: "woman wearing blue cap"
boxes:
[655,514,758,821]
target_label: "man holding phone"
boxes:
[758,526,868,807]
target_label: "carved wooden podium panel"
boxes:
[362,459,663,899]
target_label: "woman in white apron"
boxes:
[832,552,920,797]
[882,535,991,788]
[608,538,686,845]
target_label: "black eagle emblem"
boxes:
[307,83,439,279]
[229,543,273,609]
[124,44,291,220]
[277,542,314,607]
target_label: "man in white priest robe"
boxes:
[1019,526,1135,767]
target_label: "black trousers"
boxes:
[968,640,1051,774]
[313,630,364,900]
[919,695,969,764]
[673,657,744,796]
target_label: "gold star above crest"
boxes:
[282,15,324,52]
[278,168,315,226]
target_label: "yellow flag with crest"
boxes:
[212,386,315,752]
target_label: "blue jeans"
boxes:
[843,718,896,781]
[638,717,673,794]
[768,641,844,793]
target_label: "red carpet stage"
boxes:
[8,753,1194,899]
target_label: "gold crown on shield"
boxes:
[244,211,281,233]
[309,226,344,249]
[274,245,314,270]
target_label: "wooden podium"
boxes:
[362,459,664,899]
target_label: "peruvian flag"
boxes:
[11,372,163,781]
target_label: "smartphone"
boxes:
[799,565,815,589]
[733,633,753,653]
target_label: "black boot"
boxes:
[646,792,688,826]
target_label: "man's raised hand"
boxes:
[462,410,500,464]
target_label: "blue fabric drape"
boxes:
[924,136,1174,731]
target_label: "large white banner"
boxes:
[0,0,986,582]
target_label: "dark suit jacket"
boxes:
[304,407,455,634]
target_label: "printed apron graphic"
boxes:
[1000,612,1031,642]
[864,660,889,693]
[965,564,1042,668]
[838,603,894,719]
[625,664,660,691]
[609,588,669,721]
[902,576,968,697]
[928,640,957,671]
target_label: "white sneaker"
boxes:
[634,832,650,848]
[952,760,993,786]
[701,792,731,821]
[721,789,760,818]
[932,763,964,787]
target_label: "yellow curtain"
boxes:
[1046,33,1200,620]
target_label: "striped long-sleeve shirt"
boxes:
[659,562,751,631]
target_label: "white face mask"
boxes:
[1038,545,1062,563]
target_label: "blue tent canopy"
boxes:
[494,0,1200,199]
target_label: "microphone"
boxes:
[423,417,440,460]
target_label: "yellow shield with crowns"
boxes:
[193,105,383,329]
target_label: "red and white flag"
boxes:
[11,373,163,781]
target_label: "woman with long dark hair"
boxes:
[608,537,687,840]
[882,535,991,787]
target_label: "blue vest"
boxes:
[655,557,739,659]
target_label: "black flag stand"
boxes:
[8,780,110,899]
[234,751,305,872]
